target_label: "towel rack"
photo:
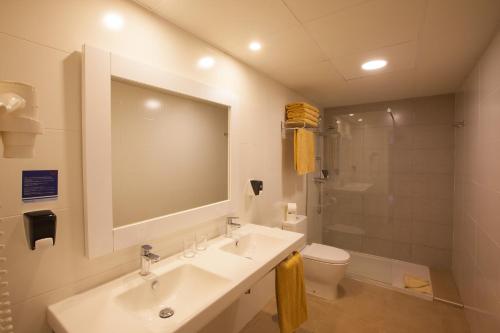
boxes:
[280,121,320,138]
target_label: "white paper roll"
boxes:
[286,203,297,221]
[34,238,54,250]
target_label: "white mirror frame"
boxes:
[82,45,237,258]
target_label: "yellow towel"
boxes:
[287,115,318,127]
[287,118,318,128]
[404,274,433,295]
[287,112,319,123]
[276,252,308,333]
[287,106,319,117]
[286,108,320,120]
[294,128,315,175]
[286,102,320,114]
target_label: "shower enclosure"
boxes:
[317,107,432,299]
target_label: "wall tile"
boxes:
[327,94,454,269]
[413,95,454,125]
[412,149,454,174]
[412,125,454,150]
[412,198,453,225]
[412,244,451,269]
[479,31,500,98]
[479,88,500,142]
[453,28,500,333]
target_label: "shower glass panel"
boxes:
[322,109,397,284]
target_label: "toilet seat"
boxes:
[301,243,350,264]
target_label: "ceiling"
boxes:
[132,0,500,108]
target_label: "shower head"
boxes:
[387,107,395,123]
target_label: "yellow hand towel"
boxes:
[404,274,433,295]
[286,102,320,114]
[287,108,320,120]
[276,252,308,333]
[287,112,319,123]
[287,118,318,128]
[294,128,315,175]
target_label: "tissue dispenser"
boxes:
[250,180,263,196]
[23,210,56,250]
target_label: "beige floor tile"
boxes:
[240,278,470,333]
[430,269,463,305]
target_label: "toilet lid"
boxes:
[301,243,351,264]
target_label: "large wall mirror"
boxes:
[82,45,236,258]
[111,79,229,228]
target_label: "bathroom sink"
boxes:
[47,224,304,333]
[116,264,231,324]
[220,233,287,260]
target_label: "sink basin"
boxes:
[220,233,287,260]
[47,224,305,333]
[116,264,231,324]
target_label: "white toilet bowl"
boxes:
[282,215,351,301]
[301,243,350,300]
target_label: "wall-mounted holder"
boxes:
[0,81,42,158]
[249,180,263,196]
[23,210,56,250]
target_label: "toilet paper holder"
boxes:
[23,210,57,250]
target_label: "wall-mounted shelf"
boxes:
[281,120,319,138]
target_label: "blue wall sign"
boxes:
[22,170,58,201]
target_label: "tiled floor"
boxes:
[430,269,463,306]
[240,278,469,333]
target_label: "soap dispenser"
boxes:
[23,210,56,250]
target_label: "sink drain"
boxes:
[159,307,175,319]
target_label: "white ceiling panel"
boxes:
[132,0,500,107]
[266,60,344,91]
[228,26,327,73]
[415,0,500,94]
[305,0,426,58]
[138,0,300,44]
[283,0,372,23]
[332,41,417,80]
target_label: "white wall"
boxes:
[0,1,316,332]
[453,27,500,333]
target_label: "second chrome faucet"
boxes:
[226,216,241,238]
[140,244,160,276]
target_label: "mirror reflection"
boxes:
[111,79,229,228]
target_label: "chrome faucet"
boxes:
[226,216,241,237]
[140,244,160,276]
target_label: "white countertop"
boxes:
[47,224,304,333]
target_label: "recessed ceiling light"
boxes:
[145,99,161,110]
[249,41,262,51]
[349,113,354,117]
[197,56,215,69]
[357,118,363,122]
[361,59,387,71]
[103,13,124,31]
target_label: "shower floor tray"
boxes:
[345,250,433,301]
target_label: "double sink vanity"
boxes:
[49,46,304,333]
[47,224,304,333]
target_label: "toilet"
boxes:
[283,215,350,300]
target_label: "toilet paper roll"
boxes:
[34,238,54,250]
[286,203,297,221]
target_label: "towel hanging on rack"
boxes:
[294,128,315,175]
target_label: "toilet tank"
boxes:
[283,215,308,237]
